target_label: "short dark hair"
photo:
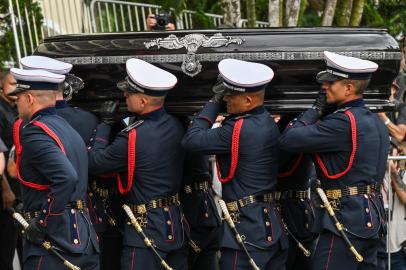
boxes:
[341,79,370,95]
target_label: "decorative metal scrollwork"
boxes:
[144,33,244,77]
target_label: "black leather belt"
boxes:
[324,183,379,200]
[282,189,310,200]
[24,200,87,221]
[90,181,118,199]
[226,192,281,212]
[128,194,180,215]
[183,181,210,194]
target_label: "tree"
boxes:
[268,0,280,26]
[350,0,365,26]
[284,0,301,26]
[322,0,338,26]
[246,0,256,27]
[0,0,43,70]
[220,0,242,27]
[335,0,353,26]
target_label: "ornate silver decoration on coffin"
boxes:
[144,33,244,77]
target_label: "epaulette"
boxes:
[23,115,41,128]
[121,120,144,133]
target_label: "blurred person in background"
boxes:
[383,144,406,270]
[146,13,176,30]
[0,73,19,270]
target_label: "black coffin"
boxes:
[35,27,402,116]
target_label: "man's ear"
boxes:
[26,93,35,105]
[245,94,253,106]
[141,96,148,107]
[344,83,354,96]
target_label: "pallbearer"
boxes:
[10,68,99,269]
[279,51,388,270]
[182,59,288,269]
[88,59,187,269]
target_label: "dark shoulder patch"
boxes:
[121,120,144,133]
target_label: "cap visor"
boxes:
[212,83,239,96]
[316,71,343,83]
[7,88,27,96]
[117,80,130,92]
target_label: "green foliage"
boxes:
[140,0,186,15]
[0,0,43,71]
[298,0,323,27]
[362,0,406,39]
[186,0,214,28]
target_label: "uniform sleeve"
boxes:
[88,123,128,175]
[181,101,232,155]
[396,105,406,125]
[22,126,78,219]
[278,109,351,153]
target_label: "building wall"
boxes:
[36,0,92,36]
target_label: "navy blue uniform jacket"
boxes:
[88,107,186,252]
[278,99,389,239]
[182,102,287,251]
[55,100,108,232]
[15,107,98,261]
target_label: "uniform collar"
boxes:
[247,105,265,115]
[338,98,365,109]
[31,106,57,120]
[137,106,166,121]
[55,100,68,109]
[232,105,265,117]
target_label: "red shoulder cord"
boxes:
[315,110,357,179]
[215,118,244,184]
[117,129,136,194]
[13,119,66,190]
[278,153,304,178]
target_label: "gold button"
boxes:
[364,194,369,199]
[263,208,268,214]
[168,235,173,240]
[89,193,93,197]
[73,224,77,229]
[39,220,43,224]
[265,221,270,226]
[267,236,272,241]
[98,218,103,222]
[204,213,209,218]
[164,207,169,212]
[365,208,370,213]
[47,198,51,203]
[167,220,172,225]
[305,223,309,229]
[73,239,79,244]
[367,222,372,228]
[304,209,308,214]
[43,209,47,213]
[71,209,75,214]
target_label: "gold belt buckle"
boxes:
[226,201,239,212]
[136,213,148,228]
[326,189,342,200]
[136,204,147,214]
[329,199,341,211]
